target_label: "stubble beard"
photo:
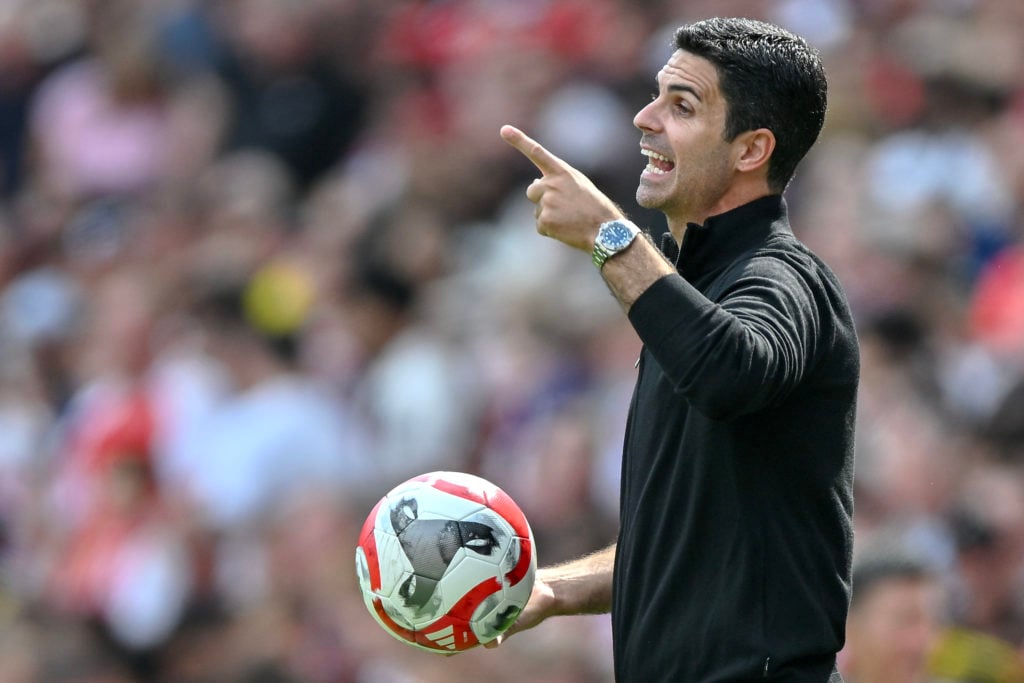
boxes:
[639,153,734,226]
[636,175,689,221]
[636,177,672,212]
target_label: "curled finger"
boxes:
[535,214,551,237]
[526,178,544,204]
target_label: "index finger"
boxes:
[500,125,569,176]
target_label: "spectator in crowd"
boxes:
[840,546,945,683]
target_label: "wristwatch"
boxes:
[592,219,640,269]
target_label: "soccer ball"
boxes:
[355,471,536,653]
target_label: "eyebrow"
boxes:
[667,83,703,102]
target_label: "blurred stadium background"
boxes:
[0,0,1023,681]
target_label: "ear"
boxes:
[733,128,775,175]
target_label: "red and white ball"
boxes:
[355,471,536,653]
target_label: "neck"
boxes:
[665,183,774,245]
[667,217,689,246]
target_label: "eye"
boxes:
[674,101,693,115]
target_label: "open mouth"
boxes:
[642,148,675,175]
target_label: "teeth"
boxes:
[645,163,669,175]
[642,149,672,163]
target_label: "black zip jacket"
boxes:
[612,195,858,682]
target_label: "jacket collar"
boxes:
[660,194,790,280]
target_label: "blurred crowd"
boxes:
[0,0,1023,681]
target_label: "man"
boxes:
[493,17,859,683]
[841,550,944,683]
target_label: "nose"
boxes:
[634,99,660,133]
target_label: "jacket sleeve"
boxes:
[627,253,824,420]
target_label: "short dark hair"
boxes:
[674,18,827,192]
[850,550,935,610]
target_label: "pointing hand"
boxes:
[500,125,622,251]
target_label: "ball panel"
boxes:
[472,597,524,644]
[388,487,486,523]
[377,592,417,632]
[372,527,413,599]
[369,595,419,647]
[415,471,493,510]
[401,572,446,629]
[357,497,386,592]
[415,614,479,652]
[453,510,509,562]
[439,555,505,615]
[354,546,373,600]
[499,535,535,589]
[444,575,502,622]
[483,486,533,542]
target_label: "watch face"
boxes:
[601,222,635,249]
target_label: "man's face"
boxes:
[846,577,942,683]
[633,50,737,225]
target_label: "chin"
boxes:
[635,187,664,211]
